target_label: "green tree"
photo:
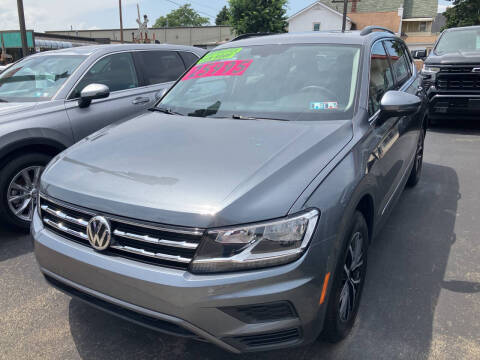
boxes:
[228,0,288,35]
[153,4,210,28]
[443,0,480,29]
[215,5,230,25]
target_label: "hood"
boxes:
[0,102,38,119]
[426,50,480,65]
[41,113,352,228]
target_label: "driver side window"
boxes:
[69,52,138,99]
[369,41,395,116]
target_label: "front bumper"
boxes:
[427,92,480,120]
[32,212,328,353]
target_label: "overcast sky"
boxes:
[0,0,452,32]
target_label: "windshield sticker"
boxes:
[182,59,253,81]
[197,48,243,64]
[310,102,338,110]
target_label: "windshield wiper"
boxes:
[231,114,289,121]
[150,107,182,115]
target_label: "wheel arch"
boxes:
[0,135,69,168]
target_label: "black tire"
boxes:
[406,127,425,187]
[0,152,52,231]
[322,211,369,343]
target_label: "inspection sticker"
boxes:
[182,59,253,81]
[197,47,243,64]
[310,102,338,110]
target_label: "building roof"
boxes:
[288,1,351,22]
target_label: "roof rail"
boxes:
[230,33,276,42]
[360,26,395,36]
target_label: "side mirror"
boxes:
[380,90,421,116]
[155,87,168,101]
[412,49,427,60]
[78,83,110,108]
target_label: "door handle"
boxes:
[132,97,150,105]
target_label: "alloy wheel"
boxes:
[6,165,44,222]
[338,231,364,322]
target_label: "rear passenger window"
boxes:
[369,42,395,115]
[384,40,411,87]
[179,51,199,68]
[136,51,185,85]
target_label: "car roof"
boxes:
[214,30,398,50]
[29,43,206,58]
[444,25,480,32]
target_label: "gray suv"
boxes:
[0,44,205,229]
[33,28,428,353]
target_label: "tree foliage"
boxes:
[228,0,288,35]
[215,6,230,25]
[443,0,480,29]
[153,4,210,28]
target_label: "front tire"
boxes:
[0,153,51,231]
[407,128,425,187]
[322,211,369,343]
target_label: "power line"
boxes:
[163,0,216,20]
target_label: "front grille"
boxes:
[221,301,298,324]
[437,66,480,91]
[39,196,204,270]
[228,328,301,348]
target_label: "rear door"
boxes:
[133,50,189,102]
[65,51,149,141]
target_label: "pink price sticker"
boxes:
[182,59,253,81]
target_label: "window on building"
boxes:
[313,23,321,31]
[419,22,427,32]
[369,42,395,115]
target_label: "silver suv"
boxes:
[0,44,205,229]
[33,29,427,353]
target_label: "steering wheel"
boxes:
[299,85,339,103]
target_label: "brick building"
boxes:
[289,0,440,50]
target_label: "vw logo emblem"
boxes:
[87,216,111,251]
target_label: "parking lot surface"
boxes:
[1,121,479,360]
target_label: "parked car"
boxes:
[415,25,480,120]
[33,27,428,353]
[0,44,205,229]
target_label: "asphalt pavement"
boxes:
[1,120,479,360]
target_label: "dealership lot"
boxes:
[1,121,479,360]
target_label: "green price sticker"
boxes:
[197,48,243,64]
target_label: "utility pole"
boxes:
[119,0,124,43]
[16,0,29,57]
[342,0,348,32]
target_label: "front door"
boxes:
[65,52,154,142]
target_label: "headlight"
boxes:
[190,209,319,273]
[422,65,441,74]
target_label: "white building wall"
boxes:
[288,4,351,32]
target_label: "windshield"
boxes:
[0,55,86,102]
[158,44,361,121]
[435,28,480,55]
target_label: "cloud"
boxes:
[438,4,451,13]
[0,0,137,32]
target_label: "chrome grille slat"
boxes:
[110,245,192,264]
[113,229,198,250]
[41,205,88,227]
[44,218,89,241]
[39,195,202,269]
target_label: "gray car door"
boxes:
[65,52,156,142]
[372,40,420,216]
